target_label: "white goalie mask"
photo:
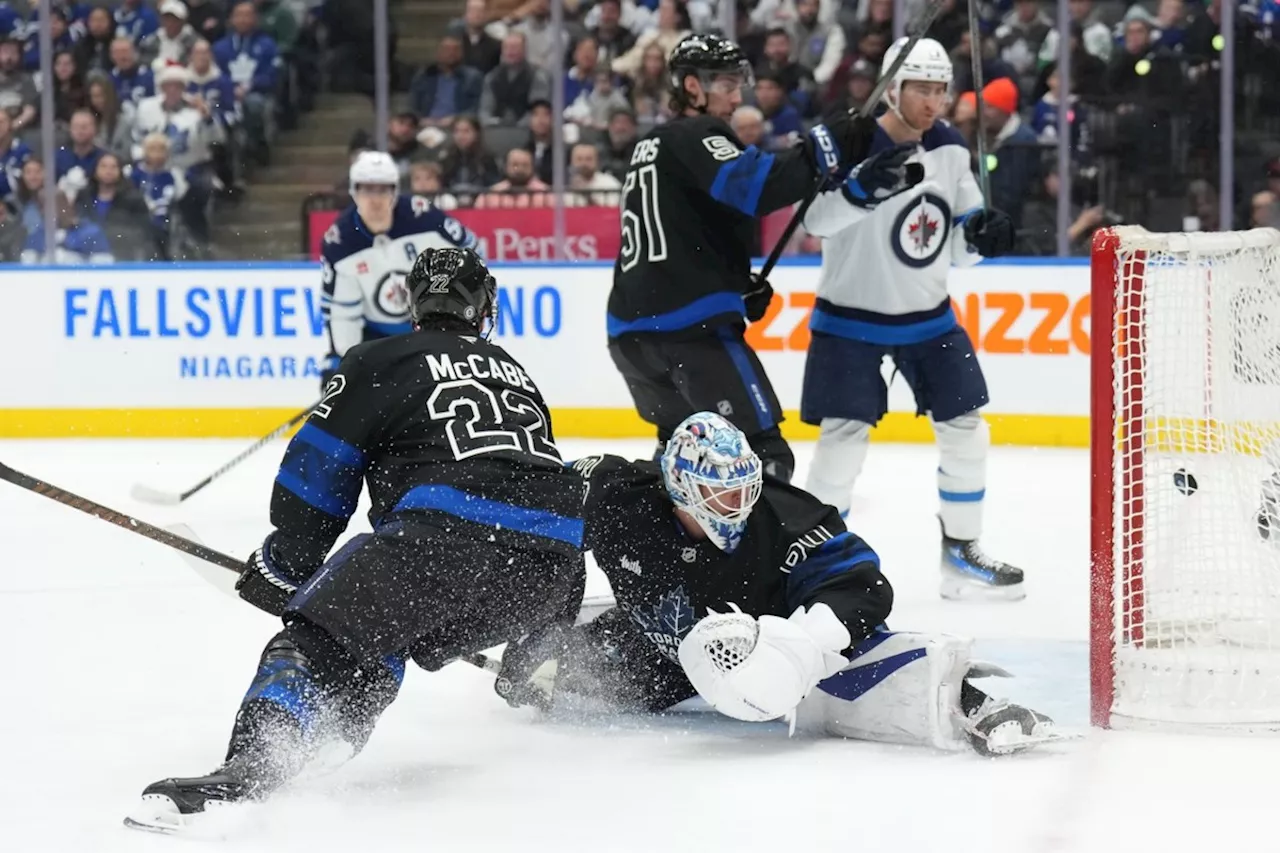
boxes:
[880,36,953,126]
[661,413,764,553]
[348,150,400,197]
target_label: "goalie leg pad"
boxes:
[805,418,871,517]
[792,630,974,751]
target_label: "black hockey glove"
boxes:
[843,144,925,207]
[494,624,571,711]
[236,533,312,617]
[805,112,879,189]
[743,273,774,323]
[963,208,1016,258]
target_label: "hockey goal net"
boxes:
[1091,225,1280,730]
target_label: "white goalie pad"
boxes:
[791,631,975,751]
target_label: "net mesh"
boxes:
[1108,226,1280,726]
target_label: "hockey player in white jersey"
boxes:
[319,151,479,387]
[799,37,1022,601]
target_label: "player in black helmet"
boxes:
[607,33,921,481]
[123,247,587,835]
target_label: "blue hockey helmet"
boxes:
[661,412,763,553]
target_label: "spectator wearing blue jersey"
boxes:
[22,8,75,72]
[79,151,152,259]
[75,6,115,75]
[128,131,186,258]
[411,34,483,130]
[22,189,114,264]
[114,0,159,43]
[0,3,20,41]
[55,109,104,186]
[214,1,278,164]
[109,37,154,106]
[0,108,32,188]
[753,72,803,151]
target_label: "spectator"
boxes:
[523,99,555,183]
[412,34,483,129]
[590,0,636,71]
[834,56,876,113]
[214,1,279,164]
[628,43,670,125]
[753,72,803,150]
[15,156,46,235]
[951,89,977,147]
[476,147,552,208]
[110,37,156,107]
[568,141,620,206]
[1039,0,1113,68]
[612,0,690,79]
[1150,0,1191,51]
[439,114,500,193]
[386,111,424,178]
[850,23,890,67]
[1107,8,1184,109]
[80,151,153,260]
[0,199,26,262]
[756,28,815,110]
[76,7,117,75]
[187,38,240,192]
[1020,165,1108,256]
[141,1,200,71]
[23,9,75,72]
[1184,179,1220,231]
[599,106,637,178]
[186,0,227,45]
[452,0,502,75]
[22,190,114,265]
[950,30,1017,96]
[88,76,135,160]
[730,105,764,148]
[514,0,556,71]
[981,76,1040,229]
[0,108,32,189]
[128,132,188,258]
[0,38,37,134]
[926,0,969,52]
[115,0,161,43]
[788,0,845,88]
[995,0,1052,97]
[750,0,837,31]
[565,67,629,129]
[50,50,88,125]
[256,0,299,55]
[1031,60,1090,159]
[1053,22,1108,100]
[564,35,601,107]
[55,108,104,184]
[1251,191,1280,229]
[479,32,551,126]
[408,160,459,210]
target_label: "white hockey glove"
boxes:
[677,603,851,723]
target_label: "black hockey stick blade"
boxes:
[130,402,319,506]
[0,460,243,572]
[755,0,947,282]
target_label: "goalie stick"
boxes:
[130,402,319,506]
[753,0,946,284]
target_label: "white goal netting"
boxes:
[1103,226,1280,730]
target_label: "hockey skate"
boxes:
[939,521,1025,602]
[123,761,260,836]
[960,697,1075,756]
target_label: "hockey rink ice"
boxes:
[3,437,1276,852]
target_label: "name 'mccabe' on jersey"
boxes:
[321,195,478,360]
[803,123,985,345]
[267,332,584,573]
[571,455,893,663]
[608,114,814,339]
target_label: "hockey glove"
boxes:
[844,144,925,207]
[963,207,1016,257]
[236,533,313,617]
[743,273,775,323]
[494,624,570,711]
[805,112,879,189]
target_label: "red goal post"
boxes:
[1091,225,1280,732]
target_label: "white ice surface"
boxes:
[1,438,1275,852]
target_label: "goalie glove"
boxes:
[677,603,851,723]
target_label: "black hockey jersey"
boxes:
[607,114,816,340]
[269,331,584,572]
[572,455,892,663]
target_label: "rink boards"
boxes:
[0,258,1092,444]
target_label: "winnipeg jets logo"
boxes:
[891,192,951,269]
[625,586,695,663]
[621,555,642,576]
[374,271,411,317]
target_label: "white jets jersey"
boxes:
[320,195,479,361]
[803,123,984,345]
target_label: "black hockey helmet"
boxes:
[406,247,496,333]
[667,33,753,112]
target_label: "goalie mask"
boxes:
[661,413,763,553]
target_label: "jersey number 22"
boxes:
[427,378,561,463]
[620,164,667,272]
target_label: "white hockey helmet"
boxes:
[348,150,399,196]
[661,412,763,554]
[880,36,953,117]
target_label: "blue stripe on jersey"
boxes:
[816,646,927,702]
[367,319,414,337]
[810,304,958,345]
[606,291,745,337]
[708,147,775,217]
[784,531,880,610]
[322,295,363,307]
[275,423,367,518]
[953,206,982,226]
[939,488,985,503]
[717,327,774,430]
[393,485,584,547]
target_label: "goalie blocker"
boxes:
[497,413,1067,756]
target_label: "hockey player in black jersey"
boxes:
[607,33,922,481]
[124,248,586,834]
[496,413,1065,756]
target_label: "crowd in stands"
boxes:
[0,0,317,263]
[368,0,1280,252]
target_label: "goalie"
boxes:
[496,413,1061,755]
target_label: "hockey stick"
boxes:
[130,402,320,506]
[966,0,992,206]
[753,0,947,284]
